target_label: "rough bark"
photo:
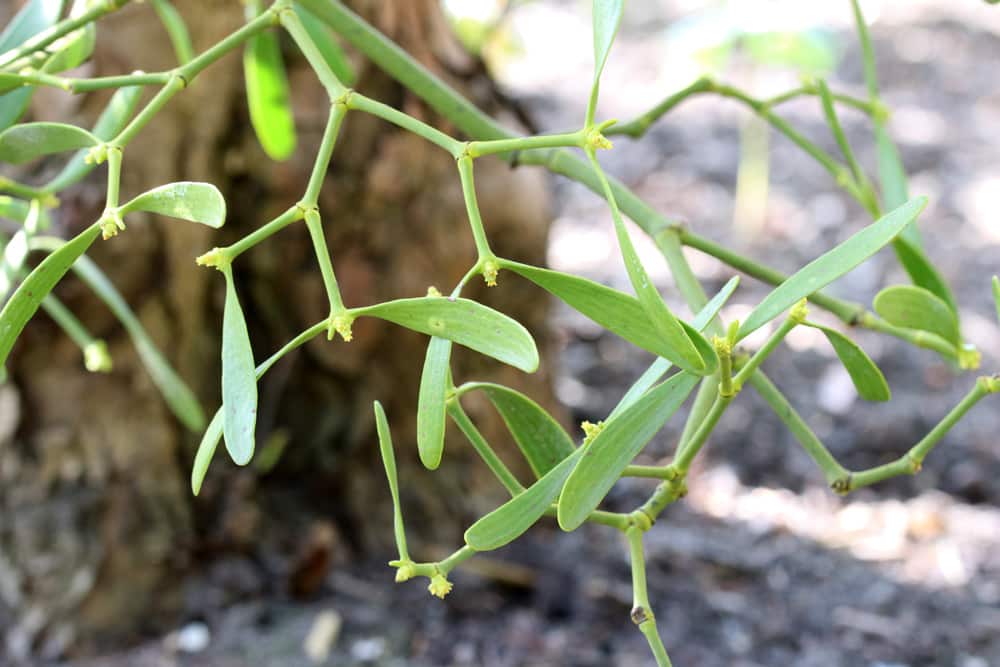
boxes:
[0,0,555,659]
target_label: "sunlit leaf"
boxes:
[465,448,583,552]
[462,382,576,478]
[416,336,451,470]
[119,181,226,228]
[558,371,699,531]
[809,323,890,402]
[873,284,960,346]
[0,122,99,164]
[244,29,296,161]
[0,222,100,366]
[738,196,927,339]
[221,266,258,465]
[356,296,538,373]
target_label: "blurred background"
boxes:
[1,0,999,665]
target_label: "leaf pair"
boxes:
[381,296,540,470]
[500,259,712,372]
[464,371,699,552]
[738,196,927,339]
[216,294,539,471]
[242,4,355,161]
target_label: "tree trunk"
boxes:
[0,1,555,659]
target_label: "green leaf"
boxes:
[44,86,142,193]
[293,4,356,85]
[150,0,195,65]
[191,409,223,495]
[57,250,206,429]
[244,29,296,161]
[356,296,538,373]
[558,371,699,531]
[875,127,910,224]
[0,0,64,132]
[0,222,100,366]
[192,321,326,494]
[891,236,958,315]
[609,276,739,420]
[873,284,960,346]
[874,127,957,313]
[0,122,99,164]
[416,336,451,470]
[738,196,927,339]
[809,323,890,402]
[0,0,65,52]
[0,74,24,95]
[0,88,33,133]
[502,259,698,365]
[741,29,838,74]
[610,206,707,373]
[375,400,410,560]
[221,266,258,465]
[40,1,96,75]
[592,0,624,82]
[462,382,576,478]
[0,196,32,223]
[119,182,227,228]
[465,447,583,552]
[993,276,1000,325]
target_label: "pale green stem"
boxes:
[626,526,673,667]
[223,206,304,260]
[446,399,524,497]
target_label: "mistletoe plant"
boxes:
[1,0,998,664]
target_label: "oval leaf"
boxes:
[244,30,296,161]
[221,266,258,465]
[192,321,326,494]
[463,382,575,478]
[609,276,739,420]
[416,336,451,470]
[811,324,890,402]
[120,182,227,228]
[0,122,99,164]
[465,448,583,552]
[558,371,699,531]
[0,222,100,366]
[738,196,927,339]
[873,284,960,346]
[356,296,538,373]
